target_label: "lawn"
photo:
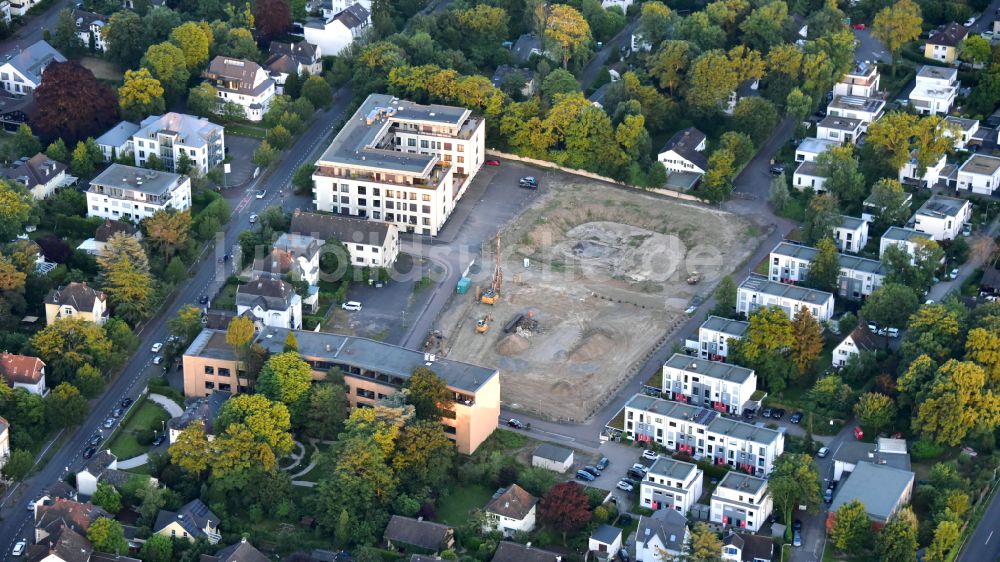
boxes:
[225,123,267,139]
[214,279,240,310]
[78,57,124,84]
[109,400,171,459]
[437,484,494,526]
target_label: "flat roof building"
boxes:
[737,273,834,322]
[86,164,191,222]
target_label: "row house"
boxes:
[833,215,868,254]
[202,57,275,122]
[694,315,748,361]
[737,274,834,322]
[85,164,191,222]
[956,153,1000,196]
[768,242,885,300]
[639,457,703,514]
[312,93,485,236]
[660,353,757,415]
[132,112,225,176]
[908,66,958,116]
[621,394,785,476]
[910,194,972,241]
[710,472,772,533]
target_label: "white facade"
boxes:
[86,165,191,222]
[943,116,978,150]
[204,57,275,122]
[832,326,878,368]
[94,121,139,163]
[482,485,537,538]
[132,113,225,176]
[7,0,41,18]
[696,316,748,361]
[899,152,946,188]
[909,66,958,116]
[290,211,401,269]
[793,161,826,191]
[710,472,772,533]
[236,280,303,331]
[0,418,8,470]
[910,195,972,241]
[313,94,486,236]
[738,274,834,322]
[956,154,1000,196]
[640,457,703,514]
[74,11,107,52]
[879,227,933,261]
[657,128,707,175]
[816,116,864,144]
[660,353,757,415]
[833,64,880,98]
[826,95,885,128]
[834,216,868,254]
[304,4,370,57]
[0,40,65,96]
[623,393,786,477]
[636,511,689,562]
[794,138,839,163]
[768,242,885,301]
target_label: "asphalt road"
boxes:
[957,481,1000,562]
[1,0,73,52]
[0,85,355,561]
[579,19,639,91]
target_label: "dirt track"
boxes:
[436,176,763,421]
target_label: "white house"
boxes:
[909,66,959,116]
[7,0,44,17]
[640,457,703,514]
[601,0,632,9]
[622,394,786,476]
[827,95,885,128]
[657,127,708,176]
[737,274,834,322]
[290,210,400,269]
[943,116,979,150]
[816,115,864,144]
[589,525,623,560]
[0,352,46,395]
[264,40,323,95]
[899,150,947,188]
[132,113,225,176]
[0,40,65,96]
[695,316,749,361]
[660,353,758,415]
[710,472,772,533]
[723,80,759,116]
[1,153,71,200]
[636,509,689,562]
[794,138,839,163]
[253,233,321,287]
[834,215,868,254]
[0,416,8,470]
[76,219,141,257]
[834,63,880,98]
[956,153,1000,195]
[75,451,144,496]
[318,0,371,18]
[86,165,192,222]
[482,484,537,538]
[203,57,275,122]
[793,161,827,191]
[94,121,140,162]
[722,533,775,562]
[312,94,486,236]
[863,191,913,224]
[0,2,9,24]
[304,3,370,57]
[910,194,972,241]
[73,10,107,52]
[768,241,885,301]
[531,443,574,472]
[879,226,934,261]
[832,324,880,368]
[235,278,302,330]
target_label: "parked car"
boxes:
[582,466,601,477]
[965,15,977,26]
[596,457,609,470]
[887,327,900,338]
[249,213,258,224]
[790,412,803,424]
[963,223,973,236]
[103,417,115,429]
[618,547,630,562]
[950,268,960,280]
[769,164,785,175]
[341,301,362,311]
[152,435,165,446]
[793,531,802,547]
[632,463,650,473]
[620,477,637,487]
[742,408,756,420]
[627,468,645,479]
[576,469,596,481]
[198,295,210,305]
[616,480,634,492]
[824,488,833,503]
[151,343,163,353]
[852,23,865,29]
[112,407,124,418]
[793,520,803,531]
[256,190,266,199]
[82,447,96,459]
[761,407,773,418]
[641,449,659,461]
[27,499,36,511]
[153,356,163,365]
[88,434,102,446]
[817,446,830,458]
[507,418,524,429]
[772,408,785,420]
[12,541,25,557]
[485,159,500,166]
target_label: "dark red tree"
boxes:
[33,61,118,145]
[537,482,592,543]
[37,236,71,263]
[254,0,292,39]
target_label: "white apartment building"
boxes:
[737,274,834,322]
[660,353,758,415]
[710,472,773,533]
[943,116,978,150]
[290,209,400,269]
[827,95,885,128]
[203,57,275,122]
[834,215,868,254]
[640,457,703,514]
[833,63,880,98]
[956,154,1000,196]
[0,40,65,96]
[794,138,839,163]
[95,121,140,162]
[73,10,107,52]
[86,165,191,222]
[816,115,865,144]
[899,151,946,188]
[304,3,370,57]
[768,241,885,301]
[879,226,933,261]
[694,316,748,361]
[312,93,486,236]
[235,278,303,330]
[909,66,958,116]
[621,393,786,476]
[132,113,225,176]
[793,161,826,191]
[910,194,972,241]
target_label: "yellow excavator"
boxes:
[476,314,493,334]
[481,232,503,305]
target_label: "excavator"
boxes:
[481,232,503,305]
[476,314,493,334]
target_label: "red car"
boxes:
[485,159,501,166]
[852,23,865,30]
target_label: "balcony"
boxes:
[315,164,449,189]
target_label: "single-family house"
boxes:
[768,242,885,301]
[635,508,689,562]
[303,4,370,58]
[832,437,911,483]
[0,416,9,469]
[491,542,561,562]
[132,112,225,175]
[827,461,914,530]
[75,451,146,496]
[980,267,1000,297]
[1,153,71,200]
[909,66,959,116]
[531,443,574,472]
[589,525,623,560]
[0,41,65,96]
[834,215,868,254]
[203,57,275,122]
[833,63,880,98]
[640,457,703,514]
[86,165,192,222]
[710,472,772,533]
[512,33,545,63]
[722,532,775,562]
[879,226,934,261]
[44,282,108,326]
[27,526,93,562]
[491,65,536,98]
[290,210,400,269]
[153,499,221,544]
[659,353,757,415]
[94,121,139,162]
[694,316,748,361]
[899,150,947,188]
[793,161,827,191]
[944,116,979,150]
[200,538,269,562]
[924,22,968,63]
[657,127,707,189]
[910,194,972,240]
[956,153,1000,195]
[76,219,141,257]
[737,274,835,322]
[318,0,371,18]
[483,484,538,537]
[601,0,632,10]
[863,191,913,223]
[73,10,107,52]
[253,233,322,287]
[264,40,322,94]
[724,80,759,116]
[832,324,879,368]
[34,499,109,544]
[794,138,839,163]
[235,278,303,330]
[383,515,454,554]
[167,391,229,443]
[0,352,46,395]
[816,115,864,144]
[827,95,885,128]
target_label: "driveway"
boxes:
[853,28,889,64]
[927,217,1000,302]
[222,135,262,189]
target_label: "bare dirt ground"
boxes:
[436,176,764,422]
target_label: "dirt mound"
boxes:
[496,334,530,356]
[569,331,616,362]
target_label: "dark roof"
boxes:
[35,499,110,537]
[532,443,573,463]
[290,210,392,247]
[981,268,1000,291]
[91,553,141,562]
[83,450,116,475]
[512,34,542,63]
[723,532,774,562]
[268,40,319,65]
[45,282,106,309]
[637,509,687,554]
[383,516,452,552]
[205,57,271,96]
[927,22,968,48]
[847,324,880,353]
[334,3,369,28]
[591,524,622,545]
[490,542,560,562]
[660,127,708,171]
[484,485,538,520]
[153,499,218,539]
[29,526,92,562]
[201,539,269,562]
[491,65,533,88]
[168,392,230,435]
[45,482,78,501]
[1,153,66,190]
[72,10,107,30]
[235,278,298,311]
[94,219,138,243]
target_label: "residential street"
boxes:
[957,482,1000,562]
[0,0,73,52]
[579,19,639,91]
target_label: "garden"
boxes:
[109,399,171,459]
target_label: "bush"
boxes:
[912,438,947,460]
[135,429,154,446]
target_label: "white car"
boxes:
[817,446,830,458]
[965,16,977,26]
[950,268,959,280]
[26,500,35,511]
[153,356,163,365]
[12,541,25,557]
[631,463,649,473]
[256,190,266,199]
[341,301,362,311]
[249,214,258,224]
[685,305,697,315]
[103,417,115,429]
[616,480,634,492]
[982,30,994,40]
[151,343,162,353]
[641,449,659,460]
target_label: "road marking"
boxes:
[986,531,993,545]
[534,429,576,442]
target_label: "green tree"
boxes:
[806,237,841,292]
[832,499,871,554]
[866,178,911,231]
[118,68,165,121]
[168,421,211,475]
[866,112,918,171]
[0,180,33,242]
[405,367,454,421]
[637,2,674,48]
[302,75,333,108]
[701,148,736,203]
[97,232,154,325]
[648,40,690,95]
[719,131,754,166]
[91,482,123,514]
[46,138,69,162]
[303,383,348,440]
[854,392,897,434]
[540,68,580,106]
[138,534,173,562]
[88,518,128,554]
[75,364,105,398]
[282,70,302,99]
[283,331,298,352]
[732,96,778,145]
[187,83,219,117]
[292,163,314,194]
[168,305,204,346]
[816,146,865,208]
[391,420,455,491]
[768,453,821,540]
[71,141,96,177]
[802,193,840,245]
[881,241,944,297]
[169,22,211,70]
[142,42,189,100]
[960,35,992,66]
[710,275,737,318]
[257,351,313,414]
[769,172,790,211]
[876,508,918,562]
[52,8,84,53]
[30,318,112,384]
[265,124,292,149]
[688,522,724,561]
[871,0,922,75]
[739,0,790,52]
[216,394,295,459]
[335,509,351,549]
[791,307,824,374]
[861,283,919,330]
[46,382,89,428]
[810,374,853,410]
[1,449,34,481]
[546,4,591,69]
[253,141,278,167]
[925,520,960,562]
[13,123,41,158]
[786,87,812,120]
[913,360,1000,445]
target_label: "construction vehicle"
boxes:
[686,271,701,285]
[476,314,492,334]
[481,232,503,305]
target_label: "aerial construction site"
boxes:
[434,175,764,422]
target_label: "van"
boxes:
[341,301,362,311]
